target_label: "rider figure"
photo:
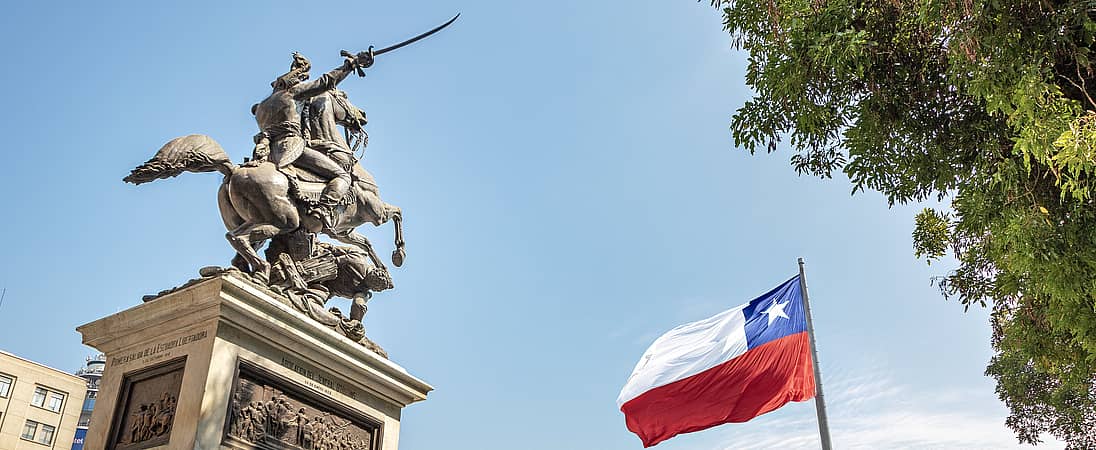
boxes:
[252,52,373,229]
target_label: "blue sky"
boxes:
[0,1,1061,448]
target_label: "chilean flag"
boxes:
[617,276,816,447]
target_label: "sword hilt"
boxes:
[341,50,367,77]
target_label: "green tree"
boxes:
[708,0,1096,446]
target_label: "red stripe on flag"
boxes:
[620,331,815,447]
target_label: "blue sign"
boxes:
[70,427,87,450]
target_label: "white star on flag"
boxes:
[762,300,789,326]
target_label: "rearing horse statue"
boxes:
[123,90,406,282]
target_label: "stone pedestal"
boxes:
[77,272,431,450]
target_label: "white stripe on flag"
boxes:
[617,302,750,407]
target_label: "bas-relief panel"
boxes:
[225,365,378,450]
[110,358,185,450]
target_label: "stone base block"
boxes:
[77,272,431,450]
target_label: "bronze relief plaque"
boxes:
[109,357,185,450]
[225,362,379,450]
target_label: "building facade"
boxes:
[70,355,103,450]
[0,350,87,450]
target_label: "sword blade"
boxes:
[373,13,460,56]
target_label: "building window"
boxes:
[47,392,64,412]
[37,424,55,445]
[30,386,65,413]
[0,374,12,397]
[20,420,56,446]
[21,420,38,440]
[31,387,47,407]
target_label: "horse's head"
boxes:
[329,89,367,132]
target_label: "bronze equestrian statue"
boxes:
[122,15,458,348]
[122,75,403,283]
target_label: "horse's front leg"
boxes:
[386,205,406,267]
[330,229,387,271]
[352,188,405,267]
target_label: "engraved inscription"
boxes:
[112,330,208,367]
[226,371,376,450]
[279,356,357,399]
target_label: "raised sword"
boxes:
[341,13,460,76]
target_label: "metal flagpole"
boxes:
[798,257,833,450]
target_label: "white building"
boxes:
[0,350,86,450]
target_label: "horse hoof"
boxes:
[230,254,251,273]
[252,267,271,285]
[391,248,405,267]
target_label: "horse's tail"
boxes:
[123,134,237,185]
